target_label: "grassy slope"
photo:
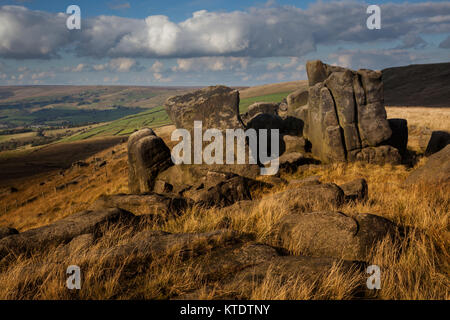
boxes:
[0,106,448,299]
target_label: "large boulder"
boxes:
[127,129,173,194]
[276,211,398,261]
[404,144,450,186]
[301,60,401,164]
[0,208,136,259]
[164,85,243,133]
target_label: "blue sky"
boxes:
[0,0,449,86]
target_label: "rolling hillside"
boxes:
[382,62,450,107]
[61,85,301,141]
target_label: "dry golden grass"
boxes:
[0,107,448,300]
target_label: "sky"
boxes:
[0,0,449,86]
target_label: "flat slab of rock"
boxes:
[0,208,136,259]
[89,193,192,217]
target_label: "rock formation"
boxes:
[127,128,173,194]
[164,85,243,133]
[296,60,405,164]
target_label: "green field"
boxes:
[61,91,293,142]
[238,92,291,113]
[61,106,170,142]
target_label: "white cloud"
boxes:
[87,58,141,72]
[0,6,71,59]
[31,71,55,80]
[172,57,249,72]
[103,76,119,83]
[153,72,172,82]
[1,2,449,59]
[150,60,164,72]
[327,48,431,71]
[108,58,138,72]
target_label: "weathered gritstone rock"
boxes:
[89,193,192,217]
[184,175,269,208]
[303,82,346,162]
[287,87,309,117]
[165,85,243,133]
[301,60,403,164]
[339,178,368,202]
[240,102,279,125]
[283,135,307,153]
[155,163,261,189]
[265,183,345,212]
[0,208,136,259]
[278,152,307,173]
[178,242,364,299]
[276,211,398,261]
[127,129,173,194]
[404,144,450,186]
[349,145,401,165]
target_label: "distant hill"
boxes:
[382,62,450,107]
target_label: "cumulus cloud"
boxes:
[92,58,141,72]
[396,33,428,49]
[172,57,249,72]
[0,6,71,59]
[1,2,450,60]
[150,60,164,72]
[328,49,427,70]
